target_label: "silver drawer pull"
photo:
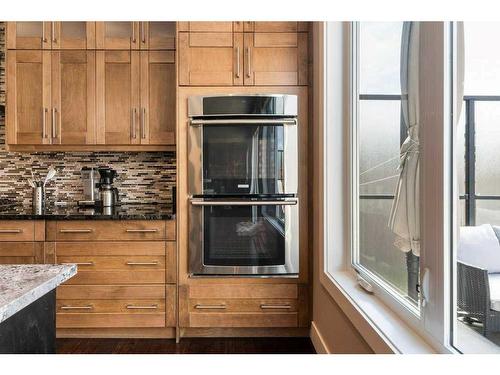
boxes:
[126,304,158,310]
[0,229,23,233]
[194,304,227,310]
[60,305,94,310]
[125,229,159,233]
[190,198,298,206]
[260,304,292,310]
[61,262,94,266]
[126,261,159,266]
[190,118,297,126]
[59,229,93,233]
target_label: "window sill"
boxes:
[320,270,438,354]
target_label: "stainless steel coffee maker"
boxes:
[78,167,100,207]
[97,167,120,207]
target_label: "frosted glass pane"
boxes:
[16,22,42,37]
[475,102,500,195]
[476,200,500,226]
[359,100,401,195]
[149,22,175,38]
[359,199,408,294]
[464,22,500,96]
[61,22,86,38]
[359,22,403,95]
[105,22,131,38]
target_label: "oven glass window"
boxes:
[203,204,286,267]
[203,125,284,195]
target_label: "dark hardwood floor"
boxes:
[56,337,316,354]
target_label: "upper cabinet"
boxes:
[95,22,176,50]
[7,22,96,49]
[178,21,309,86]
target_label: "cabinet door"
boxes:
[6,50,51,145]
[140,22,176,50]
[178,32,242,86]
[6,22,51,49]
[95,22,140,50]
[186,22,233,32]
[243,32,308,86]
[52,51,96,145]
[52,22,96,49]
[140,51,175,144]
[96,51,140,145]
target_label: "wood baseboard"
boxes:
[310,321,330,354]
[57,327,176,339]
[180,327,309,338]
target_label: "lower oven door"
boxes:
[189,198,299,276]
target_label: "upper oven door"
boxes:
[188,118,298,196]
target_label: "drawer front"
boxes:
[55,285,176,328]
[50,220,175,241]
[0,242,42,264]
[63,269,165,285]
[0,221,34,241]
[56,313,166,328]
[181,284,301,328]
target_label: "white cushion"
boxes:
[488,274,500,312]
[458,224,500,273]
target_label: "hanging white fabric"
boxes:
[388,22,421,256]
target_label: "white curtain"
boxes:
[389,22,465,257]
[389,22,421,256]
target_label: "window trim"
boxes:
[318,21,456,354]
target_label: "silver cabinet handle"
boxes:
[60,305,93,310]
[260,304,292,310]
[246,46,251,78]
[235,46,240,78]
[126,261,159,266]
[51,108,57,140]
[141,108,146,139]
[131,108,137,139]
[42,21,47,42]
[126,304,158,310]
[61,262,94,266]
[190,198,298,206]
[194,304,227,310]
[42,108,48,139]
[141,22,146,44]
[190,118,297,126]
[131,22,136,43]
[59,229,94,233]
[125,228,158,233]
[0,229,23,233]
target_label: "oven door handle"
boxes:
[189,118,297,126]
[190,198,298,206]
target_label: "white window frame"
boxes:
[318,21,456,353]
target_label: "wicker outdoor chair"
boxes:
[457,261,500,337]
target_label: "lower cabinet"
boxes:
[179,284,309,328]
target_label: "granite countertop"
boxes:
[0,203,175,220]
[0,264,77,324]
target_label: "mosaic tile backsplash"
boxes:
[0,22,176,207]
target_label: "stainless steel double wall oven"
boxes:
[188,95,300,277]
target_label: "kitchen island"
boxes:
[0,264,77,353]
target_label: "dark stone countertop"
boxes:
[0,203,175,220]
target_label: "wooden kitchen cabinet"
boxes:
[178,31,242,86]
[7,22,95,49]
[96,50,140,145]
[139,22,176,50]
[6,50,52,145]
[140,51,176,144]
[244,32,308,86]
[51,50,96,145]
[178,21,308,86]
[95,22,140,50]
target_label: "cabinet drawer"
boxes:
[63,268,165,285]
[0,221,34,241]
[189,312,298,328]
[189,299,297,313]
[48,220,175,241]
[56,285,176,328]
[0,242,43,264]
